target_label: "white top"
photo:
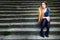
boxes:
[44,8,47,13]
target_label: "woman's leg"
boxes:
[45,21,50,37]
[40,19,46,37]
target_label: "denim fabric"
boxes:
[40,18,50,36]
[44,7,50,17]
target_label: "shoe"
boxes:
[45,32,49,37]
[40,34,44,37]
[45,35,49,37]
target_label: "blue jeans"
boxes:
[40,18,50,37]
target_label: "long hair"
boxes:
[38,1,48,23]
[38,6,44,23]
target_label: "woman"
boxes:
[38,1,50,37]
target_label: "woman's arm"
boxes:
[43,17,50,22]
[43,8,50,22]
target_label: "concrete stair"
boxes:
[0,0,60,40]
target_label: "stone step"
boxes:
[0,13,60,16]
[0,24,59,28]
[0,35,4,40]
[0,28,60,32]
[0,14,59,18]
[0,11,59,14]
[0,0,60,2]
[0,7,60,11]
[0,2,60,5]
[0,4,60,6]
[0,7,60,10]
[0,7,60,9]
[0,28,60,35]
[0,22,59,26]
[0,17,59,19]
[0,17,60,20]
[0,10,59,14]
[0,11,60,18]
[15,31,60,35]
[0,10,59,13]
[0,14,59,17]
[0,5,60,7]
[0,19,59,23]
[3,35,60,40]
[0,1,59,5]
[0,18,59,23]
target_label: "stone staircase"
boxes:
[0,0,60,40]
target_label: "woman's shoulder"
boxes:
[47,7,50,11]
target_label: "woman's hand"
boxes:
[43,17,50,22]
[46,17,50,22]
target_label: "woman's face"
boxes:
[41,3,46,9]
